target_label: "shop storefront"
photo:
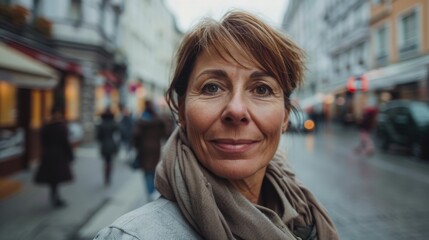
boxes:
[94,70,122,116]
[5,40,84,145]
[366,54,429,104]
[0,43,58,176]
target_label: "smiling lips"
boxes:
[211,139,258,154]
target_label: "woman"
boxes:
[95,10,338,239]
[96,108,120,186]
[34,107,74,208]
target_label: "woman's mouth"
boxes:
[211,139,257,154]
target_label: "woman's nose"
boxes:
[221,92,250,125]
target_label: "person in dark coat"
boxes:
[133,100,166,200]
[96,108,120,186]
[119,106,134,161]
[34,107,74,208]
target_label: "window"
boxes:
[43,90,53,121]
[68,0,82,23]
[65,75,80,121]
[356,42,366,66]
[410,102,429,125]
[374,24,389,66]
[32,0,42,19]
[344,50,351,74]
[30,90,42,129]
[0,81,16,127]
[333,56,339,74]
[398,8,419,58]
[353,5,361,27]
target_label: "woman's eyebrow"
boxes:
[196,69,228,80]
[250,71,272,79]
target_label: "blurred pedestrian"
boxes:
[95,10,338,240]
[119,106,134,162]
[96,108,120,186]
[34,106,74,208]
[355,106,378,156]
[133,100,165,201]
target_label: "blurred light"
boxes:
[304,119,315,131]
[380,92,391,102]
[324,94,334,105]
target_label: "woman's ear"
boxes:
[282,109,289,133]
[178,105,186,129]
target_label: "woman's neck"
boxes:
[228,170,266,204]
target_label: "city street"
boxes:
[281,123,429,240]
[0,144,148,240]
[1,123,429,240]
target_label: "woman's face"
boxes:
[182,50,288,181]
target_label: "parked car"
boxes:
[375,100,429,159]
[287,110,315,133]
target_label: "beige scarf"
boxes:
[155,128,339,240]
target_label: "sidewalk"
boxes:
[0,143,149,240]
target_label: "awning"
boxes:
[0,42,59,89]
[365,54,429,90]
[5,41,82,75]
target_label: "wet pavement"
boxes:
[0,144,148,240]
[281,123,429,240]
[1,123,429,239]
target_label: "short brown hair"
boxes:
[166,10,306,119]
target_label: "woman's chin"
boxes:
[208,163,264,181]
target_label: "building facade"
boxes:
[0,41,59,176]
[367,0,429,104]
[283,0,429,125]
[283,0,374,123]
[118,0,182,116]
[282,0,332,111]
[0,0,124,176]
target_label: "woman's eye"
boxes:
[202,83,220,95]
[254,85,273,96]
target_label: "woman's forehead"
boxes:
[198,46,263,71]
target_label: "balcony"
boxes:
[0,4,53,40]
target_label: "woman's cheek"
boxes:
[251,103,286,133]
[185,97,224,129]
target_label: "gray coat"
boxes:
[94,197,201,240]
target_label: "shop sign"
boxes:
[0,128,24,161]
